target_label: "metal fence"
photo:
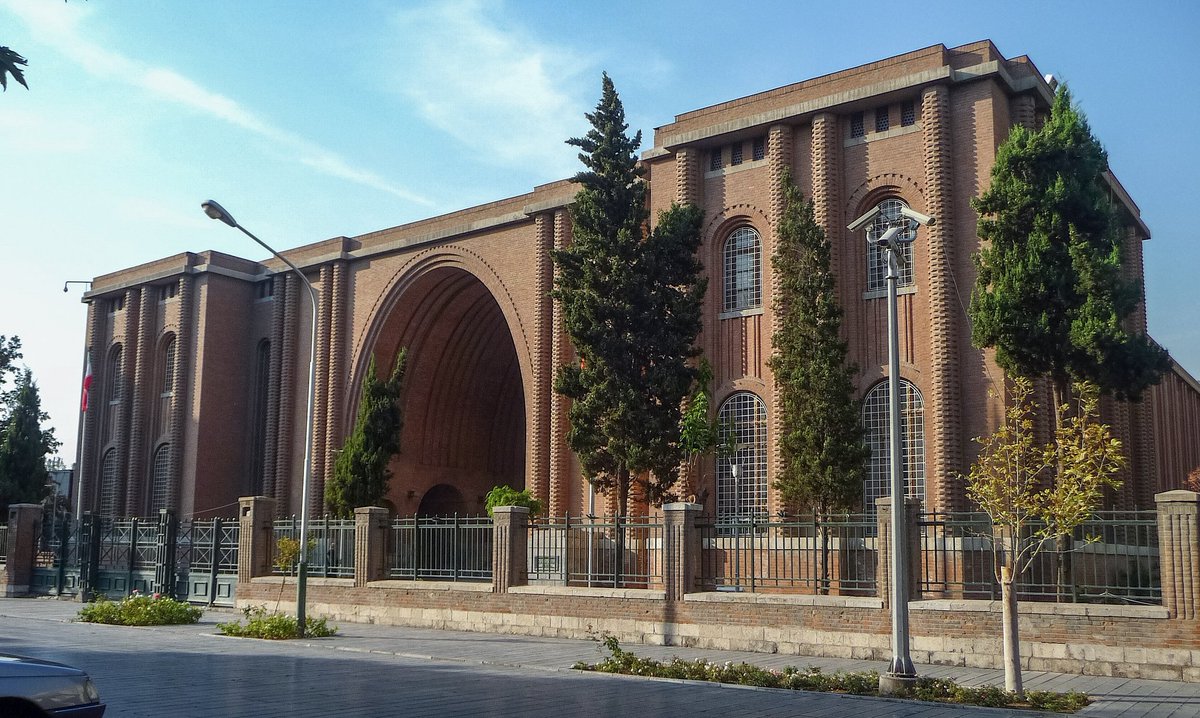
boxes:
[272,516,356,578]
[918,510,1161,605]
[0,524,7,563]
[527,515,664,588]
[389,515,493,582]
[695,514,877,594]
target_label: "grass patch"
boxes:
[574,635,1089,713]
[77,591,202,626]
[216,605,337,640]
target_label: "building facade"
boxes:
[76,41,1200,520]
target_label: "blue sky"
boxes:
[2,0,1197,464]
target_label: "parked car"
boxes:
[0,654,105,717]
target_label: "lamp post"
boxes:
[848,205,934,694]
[201,200,317,638]
[64,280,92,520]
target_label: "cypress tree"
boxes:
[0,369,59,513]
[325,350,407,517]
[552,73,706,513]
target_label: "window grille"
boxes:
[156,336,175,439]
[861,379,925,512]
[731,143,743,166]
[257,277,275,299]
[710,148,723,171]
[149,444,171,513]
[102,346,123,446]
[752,137,766,161]
[716,392,768,524]
[158,283,176,302]
[875,106,890,133]
[866,198,916,292]
[723,226,762,312]
[901,100,916,127]
[99,449,119,517]
[850,112,865,138]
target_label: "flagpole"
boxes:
[74,349,89,519]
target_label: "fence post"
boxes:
[238,496,276,583]
[3,504,43,597]
[662,502,701,601]
[491,506,529,593]
[1155,490,1199,619]
[354,506,390,587]
[208,518,222,605]
[79,513,100,602]
[876,497,922,605]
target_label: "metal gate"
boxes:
[30,511,239,606]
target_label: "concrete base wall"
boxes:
[238,578,1197,681]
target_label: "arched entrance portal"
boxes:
[369,266,525,517]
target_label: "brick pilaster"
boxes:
[275,275,299,514]
[549,209,573,516]
[167,276,192,513]
[323,261,348,514]
[310,265,332,517]
[1156,490,1199,619]
[531,213,553,508]
[79,301,102,514]
[662,502,701,601]
[113,288,138,514]
[811,113,840,265]
[766,124,793,513]
[675,147,701,206]
[4,504,43,596]
[126,287,155,516]
[491,506,529,593]
[262,274,284,502]
[354,506,390,587]
[921,85,963,512]
[1011,94,1036,131]
[237,495,276,583]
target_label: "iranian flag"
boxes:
[81,355,93,412]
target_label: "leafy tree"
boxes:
[325,350,407,517]
[678,358,727,502]
[552,73,706,514]
[0,47,28,91]
[767,171,867,593]
[965,377,1123,697]
[0,370,60,513]
[970,85,1168,421]
[483,485,543,517]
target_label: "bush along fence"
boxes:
[0,503,239,605]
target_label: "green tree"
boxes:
[970,85,1169,419]
[325,350,407,517]
[0,47,28,91]
[767,171,867,593]
[964,378,1123,697]
[0,370,60,513]
[552,72,706,514]
[678,358,727,501]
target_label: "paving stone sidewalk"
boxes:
[1,597,1197,716]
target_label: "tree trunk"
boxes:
[1051,377,1074,602]
[816,516,830,595]
[1000,565,1023,697]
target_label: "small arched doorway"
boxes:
[418,484,467,516]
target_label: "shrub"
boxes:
[77,591,202,626]
[575,634,1089,713]
[484,486,542,517]
[217,605,337,640]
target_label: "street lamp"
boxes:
[201,199,317,638]
[848,203,935,694]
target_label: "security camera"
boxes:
[62,283,69,293]
[846,206,882,233]
[872,225,905,251]
[899,207,936,226]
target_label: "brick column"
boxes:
[126,287,154,515]
[167,276,193,512]
[875,496,921,605]
[310,264,332,518]
[275,275,299,514]
[238,496,276,583]
[662,502,701,601]
[79,301,102,513]
[675,147,701,206]
[530,213,553,507]
[4,504,43,596]
[1156,490,1199,619]
[354,506,390,587]
[262,274,285,502]
[491,506,529,593]
[549,210,573,516]
[811,113,840,266]
[324,260,348,511]
[766,123,793,514]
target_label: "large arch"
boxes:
[357,259,527,517]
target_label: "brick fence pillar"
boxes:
[662,502,702,601]
[4,504,43,597]
[875,496,921,605]
[1156,490,1199,619]
[238,496,276,583]
[354,506,390,587]
[491,506,529,593]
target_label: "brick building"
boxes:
[76,40,1200,520]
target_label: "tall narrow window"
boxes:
[875,106,890,133]
[157,336,176,439]
[716,393,768,526]
[900,100,916,127]
[709,148,723,171]
[248,340,271,495]
[850,111,865,138]
[861,379,925,512]
[149,444,171,513]
[752,136,766,161]
[866,198,917,292]
[723,226,762,313]
[101,345,123,446]
[99,449,119,517]
[730,143,744,166]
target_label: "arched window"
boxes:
[149,444,171,513]
[157,335,176,439]
[861,379,926,511]
[101,345,123,445]
[248,339,271,495]
[866,198,917,292]
[723,226,762,312]
[99,448,119,517]
[716,392,767,525]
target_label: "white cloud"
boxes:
[0,0,432,207]
[384,0,589,177]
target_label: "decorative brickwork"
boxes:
[126,287,154,515]
[531,213,553,507]
[766,124,793,513]
[166,277,191,512]
[549,209,572,516]
[675,147,700,205]
[921,85,963,512]
[262,277,284,501]
[275,274,298,514]
[1156,490,1200,619]
[311,265,332,517]
[79,302,102,512]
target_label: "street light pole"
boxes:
[64,280,93,520]
[201,200,317,638]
